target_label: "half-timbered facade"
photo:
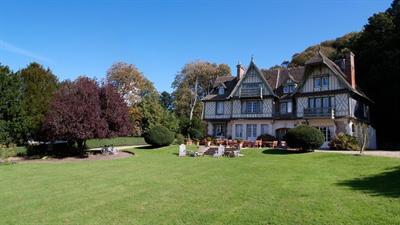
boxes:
[202,51,377,149]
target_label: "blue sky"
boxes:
[0,0,392,92]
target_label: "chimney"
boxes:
[345,51,356,89]
[236,63,245,79]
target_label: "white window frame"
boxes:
[322,77,329,90]
[218,86,225,95]
[316,126,332,142]
[235,124,243,138]
[216,101,224,115]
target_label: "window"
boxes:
[283,84,296,94]
[316,126,332,142]
[246,124,257,139]
[216,102,224,115]
[242,101,262,114]
[261,124,270,135]
[314,76,329,91]
[280,102,292,114]
[283,86,289,94]
[241,83,261,96]
[314,77,321,91]
[308,97,331,108]
[363,104,369,118]
[218,86,225,95]
[214,124,226,137]
[322,77,329,90]
[235,124,243,138]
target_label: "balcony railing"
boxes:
[273,111,296,119]
[303,107,334,118]
[240,88,261,97]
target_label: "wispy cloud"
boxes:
[0,39,52,63]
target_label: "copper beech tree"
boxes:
[42,77,131,150]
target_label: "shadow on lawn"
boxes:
[338,166,400,198]
[262,149,306,155]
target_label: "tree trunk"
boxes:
[189,77,198,121]
[359,125,368,155]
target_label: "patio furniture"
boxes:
[213,145,225,158]
[255,140,262,148]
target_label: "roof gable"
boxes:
[229,59,276,98]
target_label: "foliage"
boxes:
[257,133,277,141]
[179,117,205,139]
[172,61,231,119]
[286,1,400,147]
[284,125,324,151]
[175,133,185,145]
[143,125,174,147]
[42,77,107,149]
[350,2,400,146]
[0,64,26,146]
[26,142,82,157]
[99,84,132,137]
[106,62,156,106]
[159,91,174,111]
[329,133,359,151]
[18,63,59,139]
[0,146,27,159]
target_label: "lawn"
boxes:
[0,146,399,225]
[85,136,146,149]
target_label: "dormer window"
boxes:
[283,80,296,94]
[218,86,225,95]
[314,75,329,91]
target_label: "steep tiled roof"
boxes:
[203,76,238,101]
[262,67,305,90]
[202,52,371,102]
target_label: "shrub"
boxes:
[257,133,277,141]
[329,133,359,151]
[144,126,174,147]
[284,125,324,151]
[175,134,185,145]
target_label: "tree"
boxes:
[106,62,163,135]
[106,62,155,106]
[159,91,174,111]
[99,84,132,137]
[172,61,231,119]
[42,77,107,150]
[18,62,59,139]
[0,64,26,146]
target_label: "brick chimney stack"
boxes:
[236,63,245,79]
[345,51,356,89]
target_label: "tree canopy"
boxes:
[18,62,59,139]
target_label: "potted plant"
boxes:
[206,136,212,147]
[236,138,244,149]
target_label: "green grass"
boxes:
[85,136,146,149]
[0,147,399,225]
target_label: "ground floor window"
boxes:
[235,124,243,138]
[246,124,257,139]
[261,124,270,135]
[316,126,332,142]
[214,124,226,137]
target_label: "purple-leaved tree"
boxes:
[42,77,107,150]
[100,83,132,137]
